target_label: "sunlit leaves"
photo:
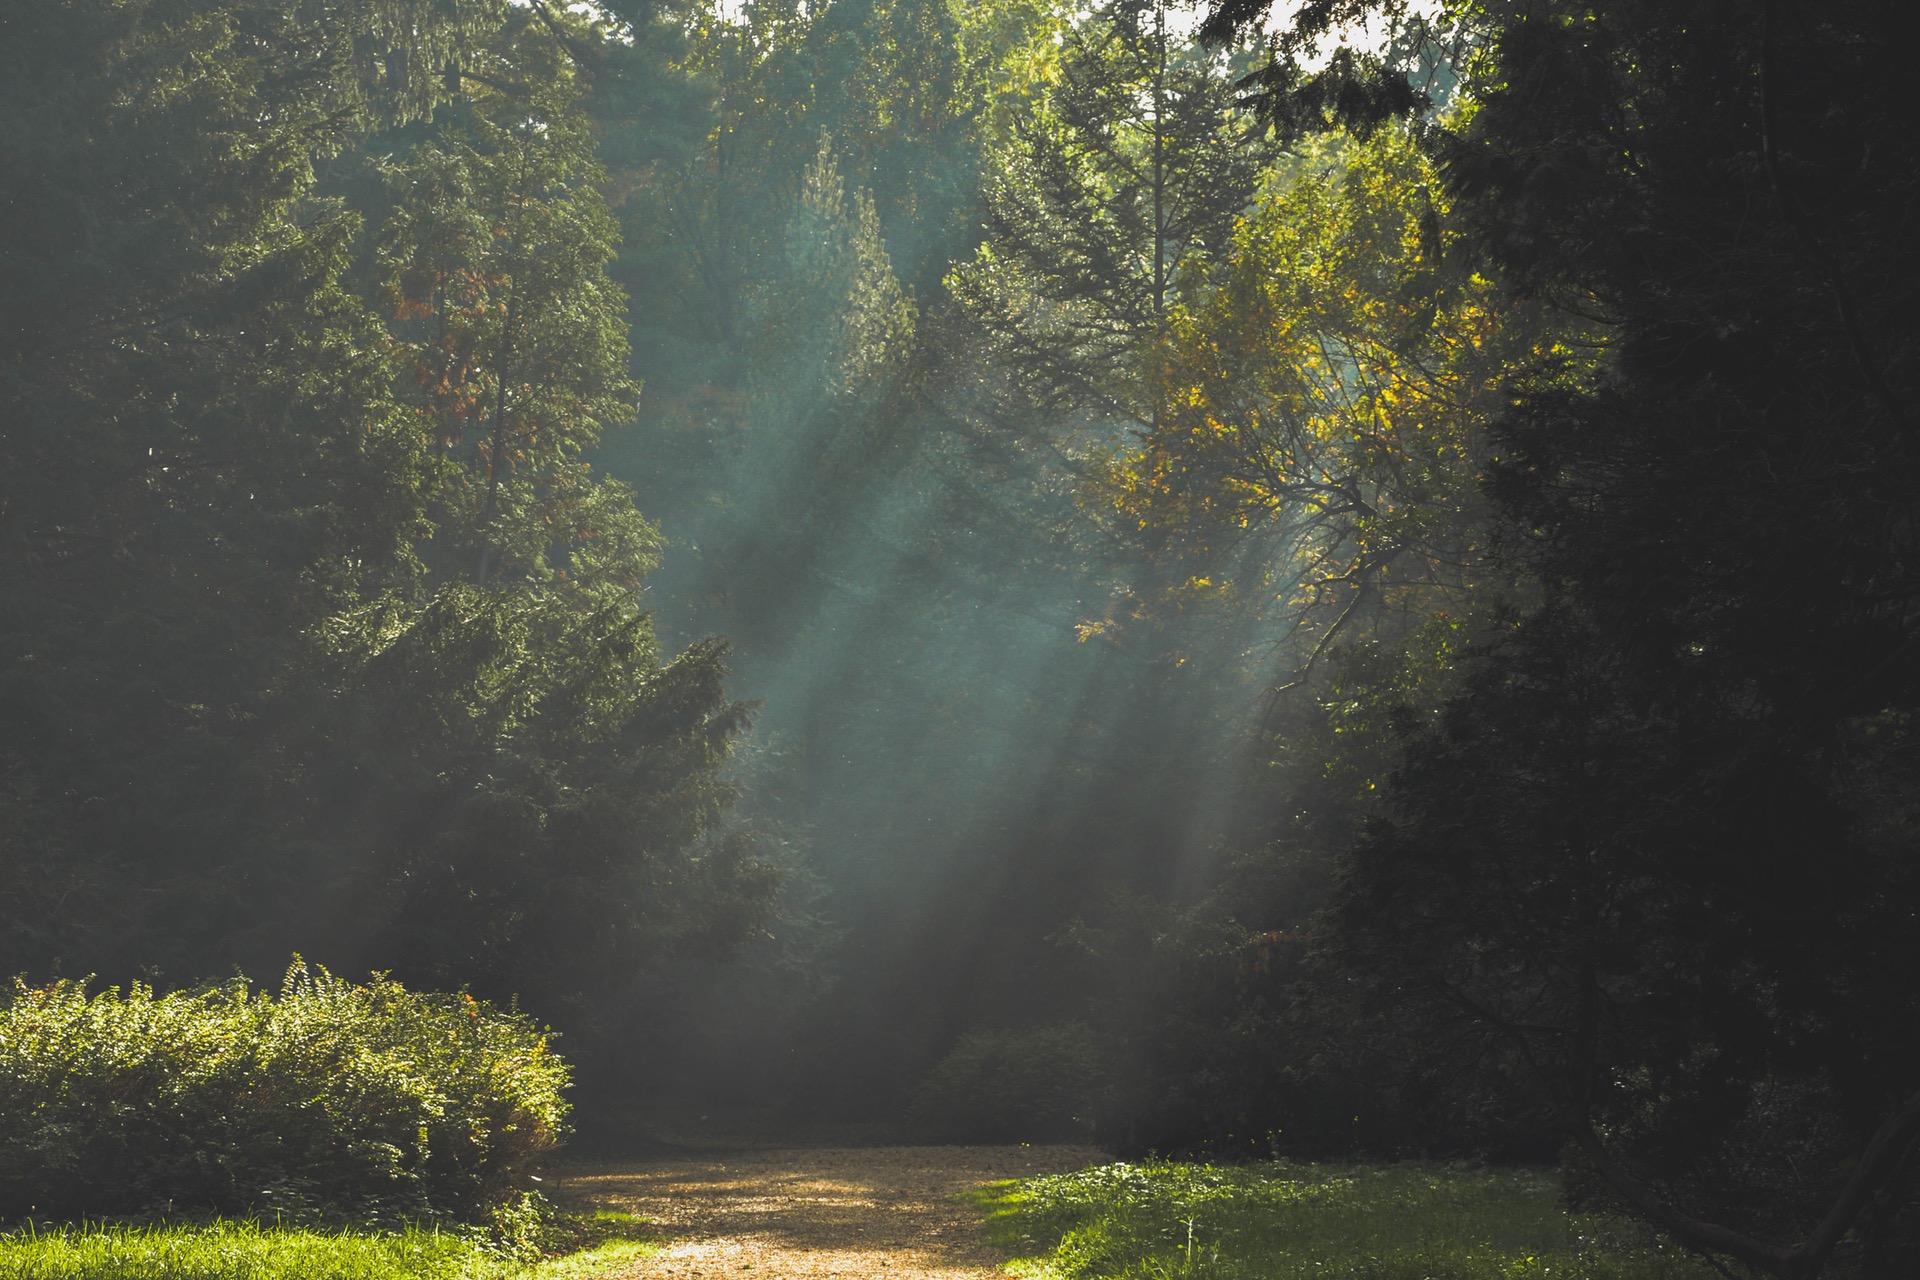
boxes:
[0,961,567,1220]
[1098,128,1564,683]
[770,136,918,402]
[945,0,1269,423]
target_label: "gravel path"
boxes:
[552,1144,1103,1279]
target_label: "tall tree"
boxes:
[0,0,778,1014]
[0,0,464,973]
[378,22,651,593]
[946,0,1268,424]
[1202,0,1920,1273]
[1093,127,1548,685]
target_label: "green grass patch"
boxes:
[976,1160,1724,1280]
[0,1217,658,1280]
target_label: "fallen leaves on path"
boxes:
[552,1144,1102,1280]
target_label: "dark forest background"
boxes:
[3,0,1917,1274]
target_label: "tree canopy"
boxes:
[0,0,776,1020]
[5,0,1917,1269]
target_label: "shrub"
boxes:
[909,1021,1104,1142]
[0,961,569,1223]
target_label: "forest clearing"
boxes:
[0,1138,1730,1279]
[548,1146,1724,1280]
[3,0,1915,1274]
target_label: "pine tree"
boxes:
[946,0,1268,423]
[377,23,650,594]
[0,0,779,1009]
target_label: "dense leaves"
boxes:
[1184,0,1920,1273]
[0,0,774,1014]
[908,1022,1104,1142]
[947,0,1267,423]
[8,1,1918,1270]
[0,963,567,1221]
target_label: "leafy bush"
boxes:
[0,962,569,1222]
[908,1021,1104,1142]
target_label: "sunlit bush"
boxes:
[908,1021,1104,1142]
[0,961,568,1222]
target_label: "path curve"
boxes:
[553,1144,1102,1279]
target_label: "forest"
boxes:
[1,0,1916,1276]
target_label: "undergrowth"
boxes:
[977,1160,1724,1280]
[0,962,568,1222]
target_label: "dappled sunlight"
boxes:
[9,0,1912,1270]
[556,1147,1104,1279]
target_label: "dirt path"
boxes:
[552,1144,1103,1279]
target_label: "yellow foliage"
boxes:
[1097,127,1596,675]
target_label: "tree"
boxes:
[1201,0,1920,1272]
[0,0,458,974]
[946,0,1268,424]
[1092,127,1551,687]
[0,0,779,1014]
[378,18,651,594]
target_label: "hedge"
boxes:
[0,961,568,1222]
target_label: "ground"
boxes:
[552,1145,1103,1279]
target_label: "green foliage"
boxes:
[908,1022,1105,1142]
[1095,125,1535,678]
[775,137,919,402]
[377,22,644,591]
[1195,0,1920,1271]
[947,0,1072,147]
[946,0,1269,422]
[298,588,774,1011]
[590,0,1311,1121]
[0,0,435,976]
[1037,128,1541,1163]
[0,963,568,1223]
[484,1193,558,1263]
[979,1160,1721,1280]
[1055,893,1316,1156]
[0,0,777,1008]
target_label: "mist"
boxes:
[10,0,1915,1265]
[594,268,1289,1126]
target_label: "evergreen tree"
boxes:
[946,0,1267,423]
[0,0,777,1014]
[377,22,651,594]
[0,0,452,973]
[1204,0,1920,1271]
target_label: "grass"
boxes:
[976,1159,1726,1280]
[0,1216,658,1280]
